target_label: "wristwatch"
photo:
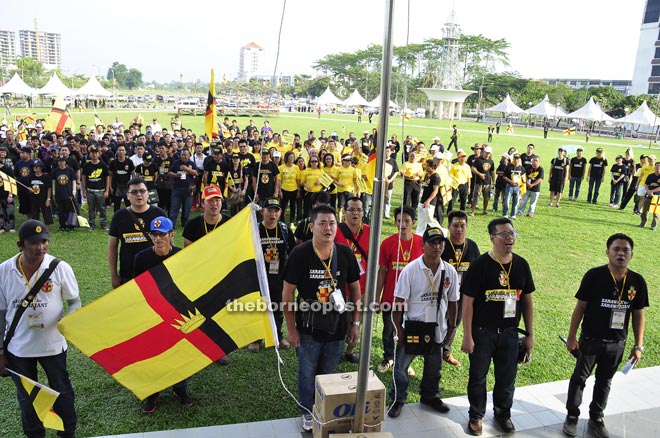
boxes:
[352,321,361,327]
[633,345,644,352]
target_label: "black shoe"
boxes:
[587,418,609,438]
[388,401,403,418]
[494,415,515,433]
[173,388,192,406]
[420,397,450,413]
[141,394,159,414]
[562,415,578,436]
[343,352,359,363]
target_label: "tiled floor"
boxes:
[96,366,660,437]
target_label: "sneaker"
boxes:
[587,418,609,438]
[652,226,658,231]
[510,215,517,220]
[548,203,554,207]
[467,418,483,436]
[141,394,159,414]
[526,213,534,218]
[248,342,260,352]
[407,366,415,377]
[378,358,394,373]
[301,414,313,431]
[420,397,450,413]
[216,355,231,365]
[343,352,359,363]
[279,339,291,349]
[494,415,515,433]
[443,352,461,366]
[8,229,15,233]
[469,212,475,217]
[173,388,192,406]
[388,401,404,418]
[0,229,5,234]
[482,210,489,215]
[562,415,578,436]
[556,204,561,208]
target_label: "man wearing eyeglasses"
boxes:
[461,217,535,436]
[108,177,167,288]
[561,233,648,438]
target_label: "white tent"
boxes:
[367,93,399,109]
[315,86,343,106]
[565,97,615,122]
[343,89,369,107]
[484,93,525,114]
[37,73,73,96]
[0,73,35,96]
[74,76,111,97]
[528,94,567,118]
[616,101,660,126]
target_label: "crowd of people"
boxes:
[0,114,654,437]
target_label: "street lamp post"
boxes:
[527,101,533,128]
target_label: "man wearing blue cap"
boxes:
[133,216,192,413]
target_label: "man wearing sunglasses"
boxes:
[108,177,167,288]
[461,217,535,436]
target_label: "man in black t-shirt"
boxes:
[82,146,110,230]
[568,147,587,201]
[282,205,361,432]
[517,157,544,218]
[51,157,76,231]
[587,148,608,204]
[470,146,495,216]
[461,217,534,436]
[521,144,538,170]
[134,153,159,192]
[562,234,648,438]
[253,150,280,204]
[418,159,440,232]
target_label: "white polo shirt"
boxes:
[0,253,79,357]
[394,256,459,342]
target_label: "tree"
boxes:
[10,57,48,87]
[107,62,143,89]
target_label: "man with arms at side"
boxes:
[639,161,660,231]
[562,234,648,438]
[441,210,481,366]
[461,217,534,436]
[0,220,81,438]
[387,227,459,418]
[282,205,361,432]
[375,205,424,374]
[108,177,167,288]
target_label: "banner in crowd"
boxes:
[44,96,74,134]
[58,206,277,399]
[8,369,64,431]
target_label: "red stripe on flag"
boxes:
[89,272,225,375]
[55,115,69,133]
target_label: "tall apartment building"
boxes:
[632,0,660,95]
[0,30,16,68]
[238,42,263,83]
[19,29,61,69]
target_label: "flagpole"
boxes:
[353,0,395,432]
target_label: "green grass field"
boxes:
[0,108,658,437]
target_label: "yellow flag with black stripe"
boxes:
[58,206,277,400]
[9,370,64,431]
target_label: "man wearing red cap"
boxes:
[182,185,226,245]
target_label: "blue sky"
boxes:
[0,0,646,84]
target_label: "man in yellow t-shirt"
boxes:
[449,149,471,211]
[336,155,360,221]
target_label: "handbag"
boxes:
[403,269,445,355]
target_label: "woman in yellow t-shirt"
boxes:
[279,151,301,224]
[335,154,360,221]
[302,157,325,216]
[322,153,339,210]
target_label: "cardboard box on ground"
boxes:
[312,371,386,438]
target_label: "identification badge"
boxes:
[269,259,279,275]
[610,310,625,330]
[503,297,516,318]
[28,311,45,331]
[356,254,365,276]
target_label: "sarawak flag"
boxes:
[205,69,218,140]
[44,96,74,134]
[651,195,660,215]
[94,114,104,127]
[58,206,277,400]
[0,170,18,195]
[562,126,576,136]
[360,146,377,195]
[8,369,64,431]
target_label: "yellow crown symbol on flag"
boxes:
[171,309,206,334]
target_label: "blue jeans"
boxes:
[467,327,518,421]
[502,185,519,217]
[566,338,625,420]
[610,182,624,205]
[569,177,583,199]
[296,333,344,413]
[587,177,602,203]
[8,350,77,438]
[169,187,192,228]
[390,342,443,403]
[517,191,539,216]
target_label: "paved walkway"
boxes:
[97,366,660,438]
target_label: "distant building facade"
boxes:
[19,29,61,69]
[632,0,660,95]
[0,30,16,70]
[543,78,632,95]
[238,42,263,83]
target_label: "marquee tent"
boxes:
[0,73,35,96]
[315,86,343,106]
[528,94,568,118]
[565,97,615,122]
[74,76,111,97]
[343,89,369,107]
[615,101,660,126]
[484,93,525,114]
[367,93,399,109]
[37,73,73,96]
